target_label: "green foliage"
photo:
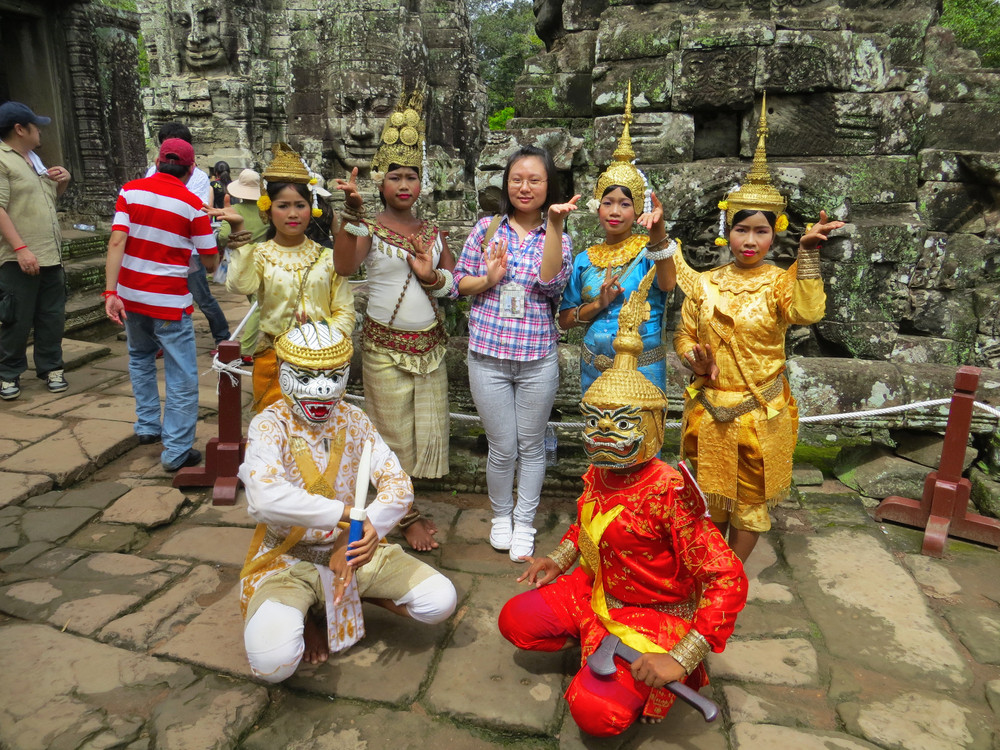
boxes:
[940,0,1000,67]
[469,0,544,114]
[488,106,515,130]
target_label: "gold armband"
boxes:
[547,539,579,572]
[797,247,821,280]
[668,629,712,675]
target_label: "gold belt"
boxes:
[362,315,446,356]
[263,528,334,566]
[696,376,786,423]
[582,342,665,372]
[604,593,697,621]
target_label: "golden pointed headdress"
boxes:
[592,82,648,207]
[581,266,667,413]
[262,142,312,185]
[274,319,353,370]
[722,93,787,225]
[371,89,425,176]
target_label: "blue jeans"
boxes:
[468,348,559,527]
[124,311,199,469]
[188,255,230,345]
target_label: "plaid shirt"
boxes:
[454,215,572,361]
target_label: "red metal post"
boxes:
[875,365,1000,556]
[172,339,247,504]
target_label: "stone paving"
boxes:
[0,288,999,749]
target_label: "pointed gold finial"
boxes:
[722,93,787,224]
[581,267,666,412]
[593,82,645,203]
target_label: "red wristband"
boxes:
[13,245,26,252]
[102,290,119,299]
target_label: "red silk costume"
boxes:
[499,458,748,736]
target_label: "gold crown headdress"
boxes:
[716,93,788,245]
[257,142,323,219]
[274,319,353,370]
[371,89,426,178]
[581,266,667,414]
[590,82,650,215]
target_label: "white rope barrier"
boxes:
[209,361,1000,432]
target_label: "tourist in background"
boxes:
[673,100,844,563]
[145,122,231,353]
[217,168,267,365]
[453,145,575,562]
[0,101,71,401]
[103,138,217,471]
[334,90,452,552]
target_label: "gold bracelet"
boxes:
[797,247,821,279]
[547,539,579,572]
[668,629,712,675]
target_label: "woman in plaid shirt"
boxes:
[454,146,579,562]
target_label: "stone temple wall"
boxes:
[137,0,486,235]
[479,0,1000,370]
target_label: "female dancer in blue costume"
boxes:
[558,85,676,393]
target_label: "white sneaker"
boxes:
[509,524,536,562]
[489,516,512,551]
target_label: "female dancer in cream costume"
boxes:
[334,91,452,551]
[221,143,355,412]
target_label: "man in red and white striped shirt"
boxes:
[104,138,219,472]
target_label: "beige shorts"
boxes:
[709,500,771,533]
[244,542,438,624]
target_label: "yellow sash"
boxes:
[240,431,347,579]
[579,497,667,656]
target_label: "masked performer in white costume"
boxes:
[238,319,456,682]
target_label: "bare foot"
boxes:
[302,611,329,665]
[403,517,440,552]
[640,716,663,724]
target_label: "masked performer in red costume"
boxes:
[498,268,748,737]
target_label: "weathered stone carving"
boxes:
[170,0,235,74]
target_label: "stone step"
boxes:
[61,230,109,262]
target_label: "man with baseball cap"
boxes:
[104,137,219,471]
[0,101,72,401]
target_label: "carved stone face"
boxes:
[172,0,232,73]
[326,71,399,174]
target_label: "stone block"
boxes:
[672,46,757,110]
[815,320,898,360]
[969,468,1000,519]
[515,73,593,118]
[563,0,606,32]
[549,29,597,73]
[927,69,1000,104]
[0,472,53,509]
[595,5,680,62]
[908,289,977,341]
[708,637,819,686]
[893,430,977,471]
[102,486,189,528]
[150,674,268,750]
[766,92,927,157]
[784,530,972,689]
[593,111,693,165]
[925,102,1000,152]
[834,445,929,500]
[823,260,907,324]
[890,335,975,366]
[839,691,993,750]
[592,57,673,115]
[679,17,774,50]
[919,182,987,234]
[848,204,924,264]
[731,723,884,749]
[155,526,255,568]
